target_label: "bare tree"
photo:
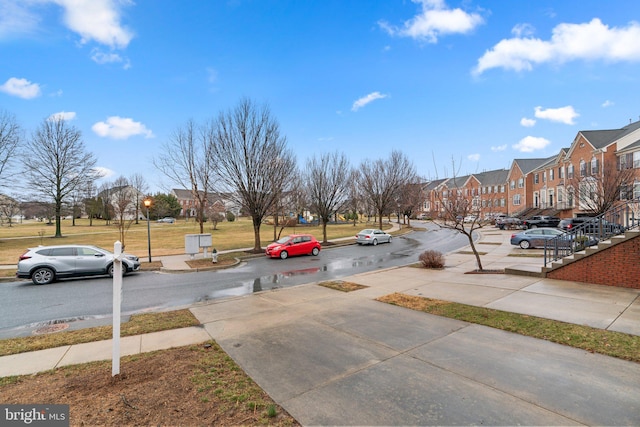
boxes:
[0,110,22,189]
[359,150,417,230]
[429,164,486,270]
[154,120,213,233]
[97,183,114,225]
[109,176,138,248]
[210,98,295,252]
[0,194,21,227]
[570,157,636,215]
[305,151,350,243]
[345,169,362,226]
[21,117,100,237]
[397,179,424,227]
[129,173,149,224]
[205,197,226,230]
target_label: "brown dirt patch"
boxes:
[318,280,368,292]
[1,342,298,426]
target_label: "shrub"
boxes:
[419,250,445,269]
[226,211,235,222]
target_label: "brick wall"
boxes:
[546,234,640,288]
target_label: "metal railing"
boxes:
[543,201,640,265]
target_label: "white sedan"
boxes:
[355,229,392,245]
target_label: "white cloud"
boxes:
[467,153,480,161]
[602,100,614,108]
[534,105,579,125]
[94,166,114,179]
[0,77,41,99]
[92,116,154,139]
[491,144,507,152]
[379,0,484,43]
[91,49,122,64]
[351,92,388,112]
[52,0,134,49]
[520,117,536,127]
[512,136,551,152]
[0,0,41,39]
[48,111,76,121]
[474,18,640,75]
[511,23,535,38]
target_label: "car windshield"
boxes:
[359,229,374,234]
[275,236,292,244]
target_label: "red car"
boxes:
[265,234,321,259]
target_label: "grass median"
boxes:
[377,293,640,363]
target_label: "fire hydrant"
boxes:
[211,248,218,263]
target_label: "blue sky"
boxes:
[2,0,640,193]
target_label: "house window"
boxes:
[579,160,586,177]
[567,164,574,178]
[559,166,564,179]
[510,180,515,190]
[634,151,640,168]
[500,198,505,207]
[534,174,539,184]
[635,181,640,199]
[549,169,554,180]
[513,194,521,205]
[543,172,546,182]
[517,177,524,188]
[591,157,599,175]
[500,185,505,193]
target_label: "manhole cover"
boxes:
[33,324,69,335]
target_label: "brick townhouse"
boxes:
[422,119,640,220]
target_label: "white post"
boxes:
[112,241,123,376]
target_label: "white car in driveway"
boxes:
[355,229,392,245]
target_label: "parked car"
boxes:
[510,228,598,249]
[355,229,392,245]
[265,234,321,259]
[521,215,561,229]
[463,215,478,223]
[558,217,623,235]
[16,244,141,285]
[557,217,586,231]
[496,217,523,230]
[157,217,176,223]
[416,213,428,220]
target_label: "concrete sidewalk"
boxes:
[2,227,640,425]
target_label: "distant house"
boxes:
[98,185,146,221]
[171,189,241,219]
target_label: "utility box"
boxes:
[185,234,213,259]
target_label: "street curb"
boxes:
[160,258,242,273]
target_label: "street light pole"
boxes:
[143,197,152,263]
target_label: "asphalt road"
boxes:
[0,223,470,338]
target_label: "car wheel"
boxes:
[311,247,319,256]
[388,236,392,243]
[108,263,127,277]
[519,240,531,249]
[530,224,537,229]
[32,267,55,285]
[372,239,378,246]
[280,251,288,260]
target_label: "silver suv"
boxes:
[16,245,141,285]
